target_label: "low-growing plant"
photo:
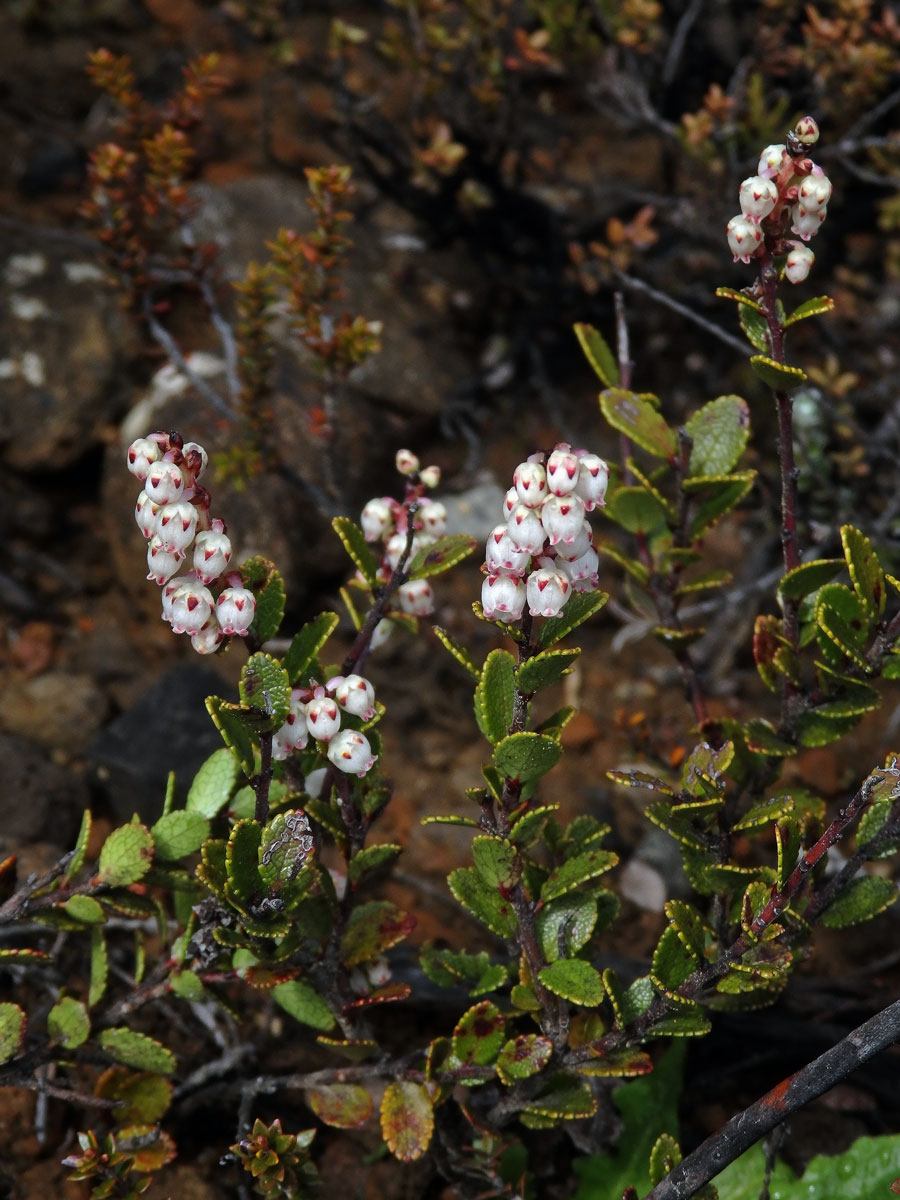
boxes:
[3,113,900,1200]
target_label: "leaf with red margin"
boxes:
[381,1081,434,1162]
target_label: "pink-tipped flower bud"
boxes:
[794,115,819,146]
[420,499,448,537]
[170,579,215,636]
[507,503,548,555]
[371,619,393,650]
[127,437,163,481]
[546,446,580,496]
[181,441,208,479]
[327,729,377,777]
[215,587,256,636]
[398,578,435,616]
[306,695,341,742]
[361,498,395,543]
[330,674,376,721]
[739,175,778,220]
[144,459,187,505]
[790,204,826,241]
[135,490,162,539]
[419,465,441,489]
[726,215,764,263]
[385,530,427,571]
[526,567,571,618]
[513,461,548,507]
[156,500,199,556]
[758,144,786,178]
[485,525,531,576]
[540,493,586,546]
[191,616,223,655]
[559,546,600,589]
[556,521,593,562]
[574,453,609,511]
[192,529,233,584]
[272,694,310,760]
[481,573,526,621]
[147,535,181,584]
[503,487,518,518]
[785,243,815,284]
[304,767,329,799]
[395,448,420,476]
[797,173,832,212]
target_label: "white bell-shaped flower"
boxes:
[330,674,376,721]
[485,525,531,576]
[420,499,447,537]
[135,490,162,539]
[361,498,395,542]
[726,215,764,263]
[507,503,548,555]
[191,616,223,655]
[127,437,163,481]
[144,459,187,505]
[526,567,571,617]
[546,446,580,496]
[739,175,778,220]
[398,578,435,616]
[147,535,181,584]
[513,461,548,507]
[327,729,377,777]
[215,587,256,636]
[156,501,198,556]
[574,453,608,511]
[790,204,826,241]
[481,573,526,620]
[306,695,341,742]
[540,494,586,546]
[192,529,233,585]
[170,579,215,636]
[785,244,815,283]
[272,694,310,760]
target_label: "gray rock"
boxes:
[0,732,87,851]
[0,670,108,756]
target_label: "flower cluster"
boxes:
[271,674,378,777]
[726,116,832,283]
[360,449,446,619]
[480,444,608,622]
[127,431,256,654]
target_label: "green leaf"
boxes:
[749,355,808,389]
[516,648,580,694]
[408,533,477,579]
[433,626,480,680]
[225,820,263,906]
[685,395,750,477]
[97,823,154,886]
[89,928,108,1007]
[347,842,402,887]
[64,895,105,924]
[206,695,257,777]
[340,901,415,966]
[496,1034,553,1084]
[734,795,795,831]
[258,810,316,888]
[739,305,770,353]
[713,1134,900,1200]
[663,900,708,961]
[541,849,618,902]
[471,836,521,890]
[743,718,798,757]
[820,875,898,928]
[48,997,90,1049]
[537,893,598,963]
[685,471,756,537]
[574,322,619,386]
[284,612,340,685]
[651,924,698,993]
[606,486,669,534]
[595,540,650,584]
[647,1004,711,1037]
[778,558,843,602]
[600,388,677,458]
[94,1069,173,1125]
[538,958,604,1006]
[715,285,763,312]
[239,653,291,731]
[795,707,863,748]
[493,732,561,784]
[816,583,870,668]
[381,1080,434,1163]
[240,555,286,644]
[0,1004,26,1064]
[649,1133,682,1186]
[151,811,210,861]
[538,590,609,649]
[522,1074,597,1123]
[783,294,835,327]
[272,980,336,1031]
[509,803,560,847]
[97,1028,176,1074]
[64,809,92,882]
[841,524,886,617]
[186,748,239,818]
[306,1083,373,1129]
[813,663,880,718]
[474,649,516,744]
[332,516,377,586]
[452,1000,506,1066]
[447,867,517,938]
[420,945,507,996]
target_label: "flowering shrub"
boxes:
[5,104,900,1200]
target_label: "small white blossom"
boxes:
[739,175,778,220]
[726,215,764,263]
[191,616,223,655]
[507,503,548,555]
[481,573,526,621]
[546,446,580,496]
[540,493,586,546]
[216,587,256,636]
[785,244,815,284]
[327,729,377,777]
[306,695,341,742]
[170,579,215,636]
[398,578,435,616]
[758,144,786,178]
[156,501,198,556]
[144,459,187,505]
[526,567,571,618]
[126,437,163,481]
[513,461,548,507]
[395,448,420,476]
[361,498,395,542]
[192,529,233,584]
[330,674,376,721]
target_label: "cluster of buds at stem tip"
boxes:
[481,443,607,621]
[726,116,832,283]
[270,675,378,777]
[359,449,446,632]
[127,431,256,654]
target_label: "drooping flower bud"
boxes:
[540,494,586,546]
[485,525,531,576]
[144,458,188,505]
[726,215,764,263]
[182,441,208,479]
[574,453,609,511]
[330,675,376,721]
[127,437,163,481]
[507,503,548,555]
[481,573,526,621]
[147,535,181,584]
[327,729,377,777]
[398,578,435,616]
[797,173,832,212]
[794,115,819,146]
[785,244,815,284]
[758,144,786,178]
[546,446,580,496]
[503,487,518,518]
[215,587,256,636]
[395,449,420,476]
[156,500,199,556]
[420,499,448,537]
[739,175,778,220]
[191,616,223,655]
[135,490,162,539]
[192,529,233,585]
[371,618,393,650]
[559,546,600,590]
[790,204,826,241]
[419,465,441,489]
[526,567,571,618]
[556,520,593,562]
[513,461,548,507]
[361,498,395,543]
[306,695,341,742]
[272,694,310,760]
[170,579,215,636]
